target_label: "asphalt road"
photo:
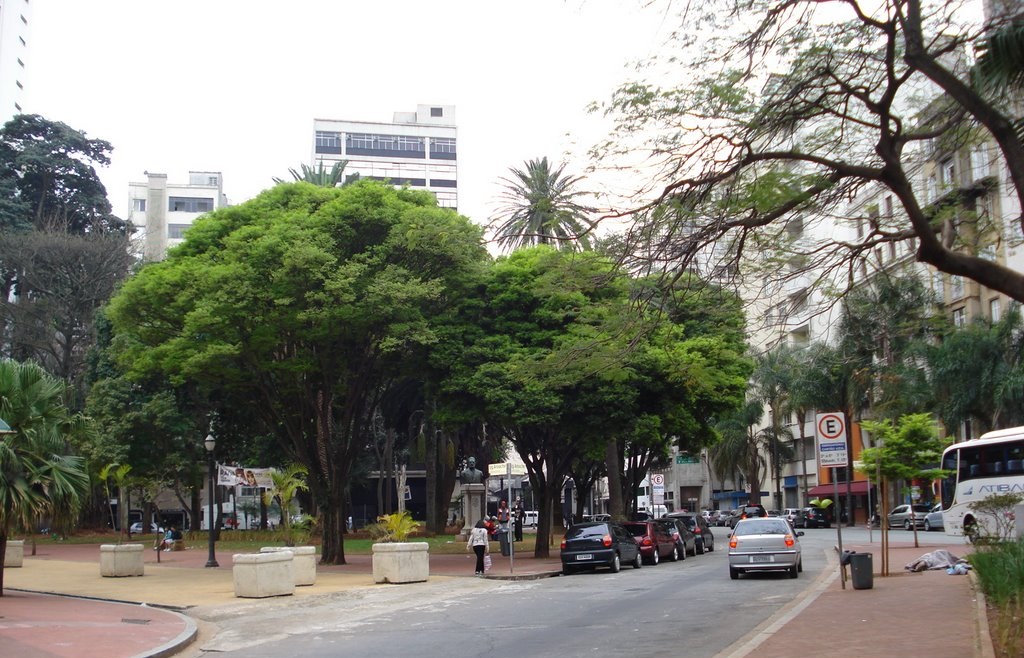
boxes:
[187,526,963,658]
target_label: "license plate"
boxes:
[750,555,773,563]
[576,554,593,560]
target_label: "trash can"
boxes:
[849,552,873,590]
[498,530,510,557]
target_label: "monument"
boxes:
[459,457,486,539]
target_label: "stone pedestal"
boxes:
[260,546,316,585]
[460,483,486,540]
[371,542,429,584]
[4,540,24,567]
[233,551,295,598]
[100,544,145,577]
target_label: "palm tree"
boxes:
[0,359,90,595]
[489,157,595,252]
[262,463,308,546]
[711,400,769,505]
[272,161,357,187]
[972,18,1024,98]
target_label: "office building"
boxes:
[127,171,229,261]
[312,104,458,210]
[0,0,31,122]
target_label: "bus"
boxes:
[940,426,1024,539]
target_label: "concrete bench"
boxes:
[232,551,295,598]
[260,546,316,586]
[4,540,24,567]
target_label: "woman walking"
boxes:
[466,519,490,575]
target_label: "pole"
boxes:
[206,453,219,568]
[507,463,514,574]
[834,478,844,589]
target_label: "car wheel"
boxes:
[632,551,642,569]
[789,564,798,579]
[670,546,679,562]
[610,553,621,573]
[679,543,686,561]
[706,536,714,552]
[562,565,575,576]
[696,538,705,555]
[729,567,739,580]
[798,558,803,572]
[924,520,932,532]
[651,549,660,566]
[904,520,912,531]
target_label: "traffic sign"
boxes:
[651,473,665,505]
[815,412,848,468]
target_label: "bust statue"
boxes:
[460,457,484,484]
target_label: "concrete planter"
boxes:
[100,543,145,577]
[260,546,317,586]
[233,551,295,598]
[371,542,429,584]
[4,540,24,567]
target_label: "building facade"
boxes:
[0,0,31,122]
[312,104,458,210]
[127,171,229,261]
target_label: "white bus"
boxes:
[940,426,1024,538]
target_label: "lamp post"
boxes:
[204,433,219,568]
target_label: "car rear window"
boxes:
[734,519,791,535]
[623,523,649,537]
[565,523,608,540]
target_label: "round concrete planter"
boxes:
[260,546,317,585]
[100,543,145,577]
[371,542,429,584]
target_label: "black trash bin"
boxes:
[849,552,873,589]
[498,530,510,557]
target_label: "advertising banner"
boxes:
[217,464,274,488]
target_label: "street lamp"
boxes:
[204,433,219,568]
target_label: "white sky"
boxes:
[24,1,672,229]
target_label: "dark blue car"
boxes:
[560,521,642,574]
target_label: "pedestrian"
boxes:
[497,500,511,529]
[466,518,490,575]
[512,497,525,542]
[155,526,173,551]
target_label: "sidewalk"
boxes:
[0,539,993,658]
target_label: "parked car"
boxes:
[708,510,730,526]
[560,521,642,574]
[783,508,802,526]
[654,517,693,559]
[727,504,768,528]
[767,509,781,517]
[728,517,804,579]
[623,520,679,565]
[798,507,831,529]
[924,504,944,532]
[665,512,715,554]
[523,510,539,527]
[129,522,159,535]
[888,504,932,530]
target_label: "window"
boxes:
[430,107,443,117]
[430,137,457,156]
[990,298,1001,323]
[207,176,218,186]
[315,131,341,154]
[168,197,213,213]
[132,198,147,212]
[971,146,989,180]
[346,133,425,157]
[950,275,964,300]
[926,175,937,203]
[168,223,190,239]
[953,307,966,328]
[940,159,955,188]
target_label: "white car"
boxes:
[129,522,159,534]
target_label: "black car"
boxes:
[653,518,694,560]
[798,507,831,528]
[665,512,715,554]
[727,504,768,528]
[560,521,643,574]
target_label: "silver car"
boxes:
[887,504,932,530]
[924,504,944,532]
[728,517,803,579]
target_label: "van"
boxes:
[523,511,539,527]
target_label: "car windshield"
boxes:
[911,505,931,513]
[734,519,791,536]
[565,523,607,540]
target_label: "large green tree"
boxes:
[489,157,595,252]
[600,1,1024,302]
[0,359,90,595]
[106,181,488,564]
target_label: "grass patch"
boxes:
[969,538,1024,658]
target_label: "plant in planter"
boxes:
[99,462,132,543]
[98,462,144,577]
[370,511,429,584]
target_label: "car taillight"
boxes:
[560,538,567,549]
[641,536,652,546]
[693,527,701,535]
[729,537,738,549]
[784,534,794,547]
[740,513,747,519]
[603,534,613,547]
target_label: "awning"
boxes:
[806,481,871,497]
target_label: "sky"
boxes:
[23,1,673,230]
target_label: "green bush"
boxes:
[969,538,1024,658]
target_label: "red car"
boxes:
[623,520,679,565]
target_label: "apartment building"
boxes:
[311,104,458,210]
[127,171,229,261]
[0,0,31,122]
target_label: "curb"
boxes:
[481,570,561,581]
[968,571,996,658]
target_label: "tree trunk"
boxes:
[604,439,624,519]
[424,423,437,531]
[0,530,7,596]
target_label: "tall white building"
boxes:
[0,0,31,122]
[127,171,229,261]
[312,104,458,210]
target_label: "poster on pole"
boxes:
[815,412,848,469]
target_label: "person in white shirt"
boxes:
[466,519,490,575]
